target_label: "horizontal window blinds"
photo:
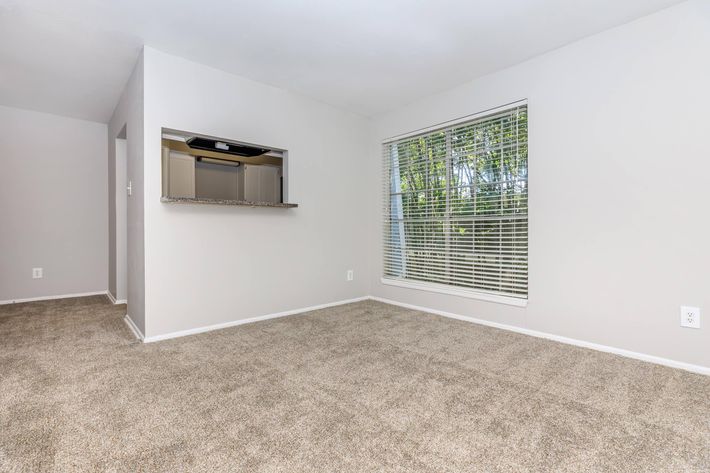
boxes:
[383,104,528,300]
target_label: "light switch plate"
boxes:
[32,267,43,279]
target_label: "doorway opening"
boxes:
[109,125,128,305]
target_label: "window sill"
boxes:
[380,277,528,307]
[161,197,298,208]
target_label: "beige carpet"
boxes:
[1,296,708,472]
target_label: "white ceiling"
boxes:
[0,0,686,123]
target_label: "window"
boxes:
[383,103,528,304]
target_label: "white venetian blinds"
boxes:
[383,103,528,300]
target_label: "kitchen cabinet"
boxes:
[237,164,281,203]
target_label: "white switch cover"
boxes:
[680,306,700,329]
[346,270,354,281]
[32,267,43,279]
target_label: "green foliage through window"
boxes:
[384,104,528,298]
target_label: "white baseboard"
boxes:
[18,290,700,375]
[105,291,127,305]
[370,296,710,376]
[123,314,144,341]
[0,291,108,305]
[142,296,370,343]
[139,294,709,375]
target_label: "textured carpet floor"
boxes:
[0,296,708,472]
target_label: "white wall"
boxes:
[0,105,108,301]
[108,53,145,334]
[369,1,710,368]
[142,48,371,338]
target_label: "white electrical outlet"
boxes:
[32,267,43,279]
[346,269,354,281]
[680,306,700,329]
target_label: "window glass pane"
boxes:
[384,105,528,299]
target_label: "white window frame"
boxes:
[381,100,528,307]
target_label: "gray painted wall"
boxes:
[368,1,710,368]
[108,52,146,334]
[141,47,371,338]
[0,105,108,301]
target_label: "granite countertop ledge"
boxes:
[161,196,298,208]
